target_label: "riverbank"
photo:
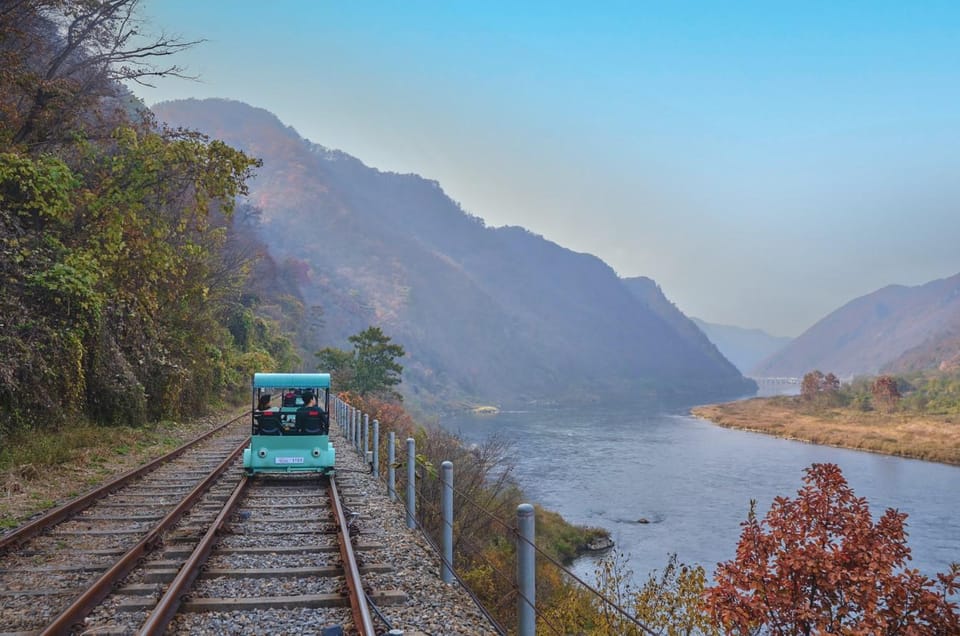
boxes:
[691,397,960,466]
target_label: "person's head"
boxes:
[302,390,315,406]
[257,393,271,410]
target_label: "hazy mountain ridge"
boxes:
[153,98,755,407]
[621,277,741,377]
[691,318,793,375]
[753,273,960,377]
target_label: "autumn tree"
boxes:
[634,553,719,636]
[706,463,960,635]
[800,370,825,400]
[822,372,840,393]
[873,375,902,412]
[1,0,201,148]
[800,370,842,407]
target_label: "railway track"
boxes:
[1,416,406,635]
[122,473,405,634]
[0,415,250,634]
[2,404,503,635]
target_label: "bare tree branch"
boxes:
[7,0,204,146]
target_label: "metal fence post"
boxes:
[517,503,536,636]
[373,419,380,478]
[363,413,369,461]
[441,460,454,583]
[406,437,416,529]
[354,410,361,451]
[388,431,396,501]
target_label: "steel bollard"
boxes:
[441,461,454,583]
[406,437,416,529]
[373,419,380,478]
[354,409,361,451]
[388,431,396,501]
[517,503,535,636]
[363,413,369,461]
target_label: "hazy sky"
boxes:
[135,1,960,337]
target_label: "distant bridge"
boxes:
[749,376,802,385]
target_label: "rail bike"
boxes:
[242,372,335,475]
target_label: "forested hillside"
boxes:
[754,273,960,377]
[0,3,301,433]
[153,99,756,408]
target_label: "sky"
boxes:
[134,1,960,337]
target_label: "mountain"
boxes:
[152,98,755,407]
[621,276,745,371]
[690,318,792,375]
[753,273,960,378]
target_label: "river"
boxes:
[437,402,960,588]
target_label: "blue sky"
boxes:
[136,1,960,336]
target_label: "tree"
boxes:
[315,326,405,399]
[823,372,840,393]
[800,370,842,407]
[634,554,719,636]
[350,326,405,398]
[315,346,355,390]
[706,463,960,635]
[800,370,826,400]
[1,0,201,148]
[873,375,901,412]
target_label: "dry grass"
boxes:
[0,412,240,530]
[691,398,960,466]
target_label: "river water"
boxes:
[438,402,960,587]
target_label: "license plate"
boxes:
[275,456,305,465]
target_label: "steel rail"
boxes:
[39,436,249,636]
[0,411,248,553]
[138,475,250,635]
[330,475,377,635]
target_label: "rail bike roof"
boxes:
[252,372,331,389]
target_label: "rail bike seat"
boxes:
[254,411,283,435]
[295,408,327,435]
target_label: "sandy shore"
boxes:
[691,397,960,466]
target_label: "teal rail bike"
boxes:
[243,372,336,475]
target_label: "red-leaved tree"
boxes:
[873,375,902,412]
[705,463,959,635]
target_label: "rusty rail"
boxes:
[39,436,249,636]
[138,475,250,635]
[0,411,248,553]
[330,475,376,635]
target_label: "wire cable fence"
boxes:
[334,397,659,635]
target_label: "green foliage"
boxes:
[0,153,78,226]
[25,253,104,324]
[840,370,960,415]
[536,506,609,564]
[0,2,322,462]
[0,142,300,433]
[634,554,718,636]
[316,326,405,398]
[316,346,357,389]
[350,326,405,397]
